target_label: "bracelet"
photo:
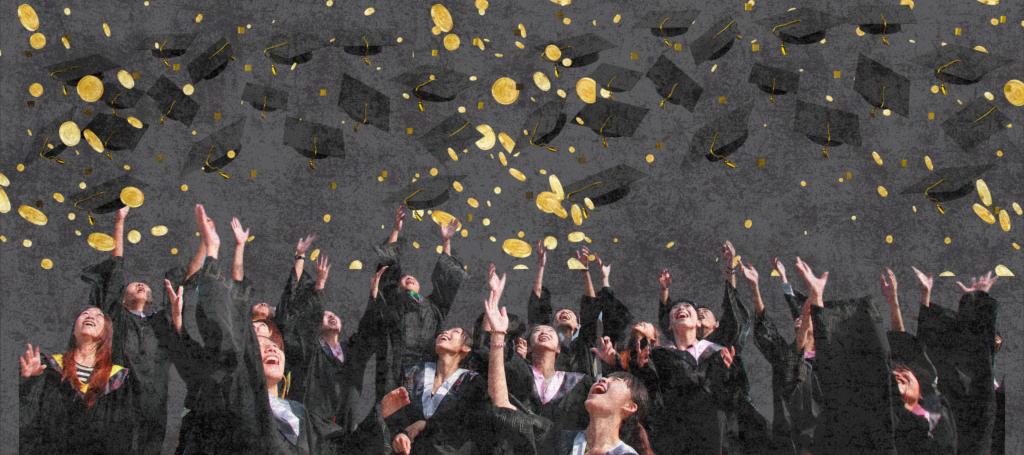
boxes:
[295,254,305,260]
[490,330,507,335]
[490,342,506,348]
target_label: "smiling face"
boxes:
[698,308,718,330]
[258,335,285,384]
[75,307,106,340]
[322,311,341,334]
[584,376,638,419]
[435,328,471,355]
[894,365,921,410]
[529,325,561,353]
[554,309,579,333]
[669,302,701,332]
[400,275,421,294]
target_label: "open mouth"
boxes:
[83,320,96,327]
[264,355,281,365]
[588,382,608,397]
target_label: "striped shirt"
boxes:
[75,362,93,385]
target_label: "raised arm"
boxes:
[723,240,737,288]
[388,205,404,244]
[740,262,764,316]
[657,269,673,338]
[910,266,933,308]
[533,239,546,298]
[81,209,130,314]
[440,218,457,257]
[293,233,316,282]
[576,247,595,298]
[112,206,128,258]
[427,219,467,318]
[793,257,827,308]
[881,268,904,332]
[375,207,407,299]
[230,218,250,282]
[484,265,513,410]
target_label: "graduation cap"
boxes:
[562,164,647,208]
[44,54,119,95]
[146,76,199,126]
[99,82,145,113]
[25,107,77,165]
[260,34,329,74]
[283,117,344,170]
[792,100,861,158]
[241,83,289,119]
[536,33,615,69]
[519,97,567,153]
[392,66,471,111]
[386,174,466,211]
[187,37,235,84]
[747,63,800,103]
[417,113,482,163]
[335,29,397,65]
[81,113,149,160]
[70,175,149,224]
[848,5,916,45]
[853,54,911,118]
[588,64,643,99]
[633,10,702,43]
[940,98,1009,152]
[689,104,753,167]
[181,118,246,179]
[645,55,703,112]
[138,34,196,66]
[574,99,648,148]
[756,9,846,55]
[337,73,390,132]
[900,164,994,214]
[690,16,743,65]
[911,44,1011,95]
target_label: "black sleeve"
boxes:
[316,403,394,455]
[596,287,634,348]
[783,287,809,322]
[80,256,127,316]
[426,253,468,319]
[571,294,601,377]
[20,368,68,455]
[527,286,553,327]
[275,269,325,376]
[709,280,753,354]
[658,298,672,345]
[151,307,210,388]
[373,237,407,303]
[752,311,790,369]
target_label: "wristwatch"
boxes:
[295,253,305,260]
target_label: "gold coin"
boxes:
[467,198,479,208]
[513,264,529,270]
[23,239,32,247]
[977,179,992,206]
[323,214,331,222]
[30,33,46,49]
[614,14,622,23]
[518,23,527,38]
[475,0,488,9]
[562,58,572,66]
[53,193,64,202]
[544,45,561,61]
[667,242,675,248]
[1004,80,1024,106]
[544,236,558,249]
[171,248,179,255]
[552,204,568,218]
[509,168,526,181]
[515,41,525,49]
[59,121,81,146]
[448,147,459,161]
[196,13,203,22]
[744,219,753,228]
[939,271,954,277]
[88,232,115,251]
[62,35,70,49]
[533,72,551,91]
[1013,202,1022,215]
[19,205,48,225]
[431,4,454,32]
[498,132,514,152]
[76,75,104,102]
[183,84,195,96]
[576,78,597,104]
[475,124,496,150]
[29,83,44,97]
[872,151,883,165]
[0,187,10,214]
[309,248,320,260]
[571,204,583,225]
[536,191,560,213]
[999,209,1010,231]
[227,150,236,159]
[431,210,462,230]
[900,0,915,8]
[119,187,144,208]
[117,70,135,89]
[41,259,53,269]
[151,226,168,236]
[350,260,363,269]
[886,235,893,244]
[924,156,933,171]
[985,91,995,101]
[974,203,996,224]
[502,238,532,258]
[499,151,507,166]
[103,23,110,37]
[584,197,594,210]
[364,7,375,15]
[856,27,865,36]
[127,117,143,128]
[567,232,585,242]
[127,230,142,244]
[494,186,501,194]
[974,46,988,53]
[492,77,519,104]
[0,172,8,187]
[995,264,1013,276]
[18,4,40,31]
[600,88,612,99]
[453,181,463,192]
[549,174,564,200]
[567,257,587,270]
[444,34,460,51]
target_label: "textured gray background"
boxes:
[1,0,1022,453]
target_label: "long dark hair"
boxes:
[61,308,115,408]
[607,371,656,455]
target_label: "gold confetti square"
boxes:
[578,157,586,164]
[719,96,726,104]
[467,214,474,221]
[478,102,484,109]
[526,192,533,199]
[173,64,180,71]
[955,27,961,35]
[515,83,524,90]
[36,200,43,208]
[834,71,841,79]
[432,49,438,56]
[25,51,33,57]
[655,142,663,149]
[407,127,414,134]
[928,112,934,120]
[331,182,337,189]
[900,159,907,167]
[745,3,752,10]
[758,158,766,167]
[214,113,221,119]
[245,64,252,71]
[251,170,257,178]
[382,171,388,178]
[514,29,521,36]
[238,26,245,34]
[83,109,91,115]
[845,172,852,180]
[556,11,564,19]
[473,38,480,46]
[156,155,163,162]
[85,168,92,175]
[133,72,140,79]
[320,89,327,96]
[630,52,638,60]
[674,43,682,51]
[752,44,759,52]
[1000,16,1006,24]
[27,101,34,107]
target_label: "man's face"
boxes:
[252,303,274,320]
[322,311,341,333]
[126,282,151,303]
[555,309,579,332]
[400,275,420,294]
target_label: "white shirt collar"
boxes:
[422,362,467,419]
[267,393,301,439]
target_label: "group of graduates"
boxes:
[19,204,1006,455]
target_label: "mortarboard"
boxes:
[260,34,329,74]
[756,9,846,55]
[44,54,119,95]
[137,34,196,66]
[70,175,149,223]
[386,174,467,211]
[181,118,246,179]
[99,82,145,113]
[847,5,916,45]
[853,54,911,118]
[536,33,616,69]
[689,104,753,167]
[562,164,647,208]
[337,73,390,132]
[633,10,702,44]
[792,100,862,158]
[747,63,800,103]
[336,29,398,65]
[900,164,995,214]
[690,16,743,65]
[911,45,1011,95]
[645,55,703,112]
[147,76,200,126]
[187,37,235,84]
[25,107,78,165]
[588,64,644,99]
[241,83,289,119]
[283,117,345,170]
[393,66,471,111]
[81,113,149,160]
[518,97,567,153]
[417,113,483,163]
[573,99,649,148]
[940,98,1009,152]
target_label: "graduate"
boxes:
[371,205,468,401]
[19,307,135,455]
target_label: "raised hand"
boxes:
[591,336,618,366]
[230,217,249,245]
[739,262,759,285]
[659,269,672,290]
[393,205,406,233]
[381,387,411,420]
[910,266,934,294]
[295,233,316,257]
[440,218,459,242]
[315,255,332,290]
[487,263,507,298]
[165,279,185,333]
[484,295,509,335]
[881,268,898,306]
[771,257,787,283]
[720,346,737,369]
[117,205,130,220]
[515,338,528,359]
[596,255,611,285]
[20,344,45,378]
[575,247,590,270]
[794,257,828,305]
[636,337,651,369]
[196,205,219,256]
[393,434,412,455]
[957,272,998,294]
[723,241,736,268]
[536,239,547,268]
[371,266,388,299]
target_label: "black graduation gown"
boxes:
[373,237,468,401]
[527,286,610,377]
[80,256,178,455]
[469,319,537,407]
[916,291,999,455]
[20,353,134,455]
[273,268,375,431]
[183,257,392,455]
[887,331,958,455]
[386,363,487,455]
[807,296,898,455]
[525,370,593,455]
[991,380,1005,454]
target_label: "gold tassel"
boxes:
[660,83,678,110]
[974,106,998,123]
[871,86,886,118]
[605,76,617,100]
[363,36,371,66]
[159,40,170,67]
[770,78,776,104]
[310,136,317,170]
[74,191,108,225]
[264,42,291,75]
[659,17,673,47]
[104,131,117,160]
[529,122,557,151]
[713,20,741,40]
[160,101,176,125]
[937,60,961,96]
[708,132,736,167]
[39,137,66,164]
[822,122,830,158]
[50,66,81,96]
[262,96,267,120]
[599,116,612,148]
[926,179,947,214]
[772,20,802,56]
[356,103,367,133]
[880,13,890,46]
[205,145,230,178]
[415,78,435,112]
[110,94,121,117]
[404,189,425,210]
[209,42,232,60]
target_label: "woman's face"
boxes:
[251,303,273,320]
[75,307,106,340]
[258,336,285,383]
[529,325,560,353]
[584,376,637,418]
[631,322,658,345]
[400,275,420,294]
[435,328,469,354]
[669,303,700,331]
[322,311,341,333]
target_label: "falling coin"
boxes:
[127,230,142,244]
[999,209,1010,231]
[117,70,135,89]
[544,236,558,249]
[571,204,583,225]
[509,168,526,181]
[88,232,115,251]
[103,23,111,37]
[120,187,144,207]
[567,257,586,269]
[544,45,562,61]
[349,260,363,269]
[431,4,454,32]
[974,204,996,224]
[151,226,168,236]
[444,33,460,51]
[1004,80,1024,106]
[549,174,564,200]
[498,132,514,152]
[18,4,40,31]
[576,78,597,103]
[977,179,992,206]
[29,83,44,97]
[431,210,462,230]
[533,72,551,91]
[878,186,888,197]
[30,33,46,49]
[76,75,104,102]
[492,77,520,104]
[503,238,532,258]
[60,121,81,146]
[183,84,195,96]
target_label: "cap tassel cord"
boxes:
[880,13,890,46]
[823,122,830,158]
[772,20,802,56]
[713,20,742,40]
[659,17,673,47]
[404,189,425,210]
[74,191,107,225]
[926,179,948,214]
[103,131,116,160]
[974,106,998,123]
[310,137,317,170]
[356,103,367,133]
[264,42,292,75]
[160,100,176,125]
[110,93,121,116]
[39,137,65,164]
[159,40,171,67]
[363,36,371,66]
[208,42,234,60]
[50,66,81,95]
[205,145,230,179]
[709,132,736,168]
[871,86,885,118]
[770,78,776,104]
[599,116,612,148]
[605,76,617,100]
[530,122,557,152]
[261,96,267,120]
[660,83,678,109]
[566,182,604,205]
[937,60,961,95]
[415,78,435,112]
